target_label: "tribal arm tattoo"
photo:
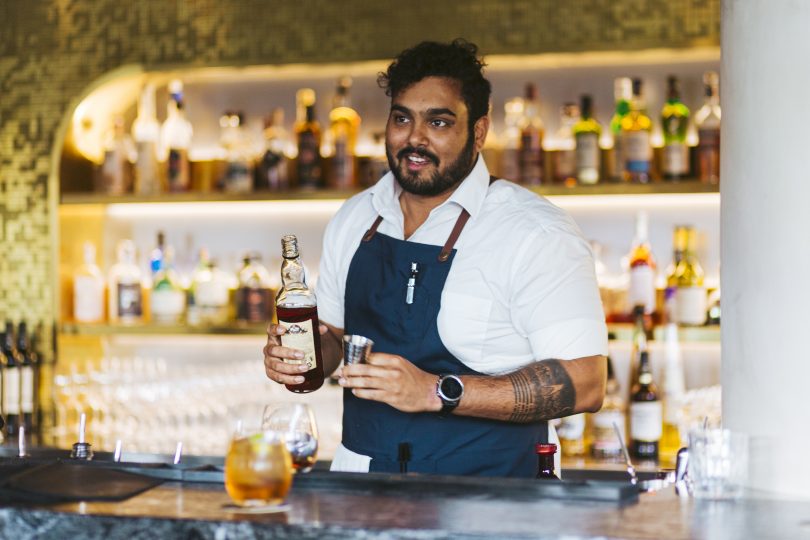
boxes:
[507,359,576,423]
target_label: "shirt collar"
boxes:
[370,155,491,218]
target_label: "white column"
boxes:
[722,0,810,499]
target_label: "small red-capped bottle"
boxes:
[535,443,560,480]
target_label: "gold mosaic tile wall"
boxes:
[0,0,719,359]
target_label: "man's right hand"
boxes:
[263,323,311,386]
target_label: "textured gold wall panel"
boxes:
[0,0,719,358]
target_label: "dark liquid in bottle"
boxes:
[276,304,325,393]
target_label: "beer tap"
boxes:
[70,413,94,460]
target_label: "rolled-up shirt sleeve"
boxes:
[509,226,608,361]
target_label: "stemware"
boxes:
[262,403,319,473]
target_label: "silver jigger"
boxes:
[343,335,374,365]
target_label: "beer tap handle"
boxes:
[114,439,123,462]
[79,413,86,444]
[18,426,28,458]
[173,441,183,465]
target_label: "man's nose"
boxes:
[407,121,429,148]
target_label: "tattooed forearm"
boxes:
[507,360,575,423]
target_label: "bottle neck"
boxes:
[281,256,307,288]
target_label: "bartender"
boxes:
[264,39,608,477]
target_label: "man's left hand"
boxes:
[338,353,442,413]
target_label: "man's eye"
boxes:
[393,115,410,124]
[431,119,449,128]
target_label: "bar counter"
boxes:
[1,466,809,540]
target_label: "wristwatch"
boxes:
[436,374,464,415]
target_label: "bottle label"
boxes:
[117,283,143,318]
[575,132,600,172]
[592,410,625,452]
[74,275,105,322]
[260,149,287,190]
[135,141,160,195]
[151,289,185,319]
[196,280,229,307]
[630,401,663,442]
[623,131,651,173]
[331,138,354,189]
[20,365,34,412]
[555,148,576,180]
[224,160,252,193]
[4,368,20,414]
[297,131,322,188]
[237,287,271,323]
[698,128,720,151]
[519,131,544,184]
[628,265,656,314]
[280,318,317,371]
[663,143,688,176]
[675,286,707,325]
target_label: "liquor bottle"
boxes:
[500,97,524,181]
[621,78,653,183]
[661,76,691,180]
[660,315,686,462]
[327,77,361,189]
[256,108,292,191]
[627,211,656,315]
[132,83,161,195]
[2,322,21,437]
[295,88,322,189]
[160,79,193,192]
[553,102,579,185]
[590,357,626,460]
[695,71,721,184]
[518,83,545,185]
[535,443,560,480]
[236,253,274,324]
[97,116,136,195]
[150,246,186,324]
[574,94,602,185]
[190,252,233,326]
[149,231,166,278]
[558,413,587,457]
[276,235,325,393]
[669,225,707,326]
[609,77,633,181]
[17,322,37,438]
[627,304,650,403]
[219,110,254,193]
[630,350,662,461]
[108,239,144,325]
[73,242,105,323]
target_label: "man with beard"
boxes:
[263,39,608,477]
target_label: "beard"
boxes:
[386,131,476,197]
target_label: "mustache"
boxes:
[396,146,439,165]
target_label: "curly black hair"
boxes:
[378,39,491,131]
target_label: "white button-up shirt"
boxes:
[317,156,608,374]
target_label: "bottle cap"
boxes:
[281,234,300,259]
[535,443,558,455]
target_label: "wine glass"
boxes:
[224,422,293,508]
[262,403,319,473]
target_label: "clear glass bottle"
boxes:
[73,242,105,323]
[621,78,653,183]
[695,71,721,184]
[220,110,255,193]
[276,235,324,393]
[553,102,579,185]
[500,97,524,182]
[2,321,22,437]
[190,250,233,326]
[150,246,186,324]
[294,88,322,190]
[160,79,193,192]
[609,77,633,181]
[660,312,686,462]
[236,253,274,324]
[535,443,560,480]
[108,239,144,325]
[149,230,166,279]
[256,108,292,191]
[630,350,662,462]
[661,75,691,180]
[132,83,161,195]
[574,94,602,185]
[627,211,657,315]
[670,225,706,326]
[98,116,136,195]
[518,83,545,185]
[327,76,361,189]
[590,357,626,460]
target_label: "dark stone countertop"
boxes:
[1,469,810,540]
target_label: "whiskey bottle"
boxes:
[219,110,255,194]
[670,226,707,326]
[73,242,105,323]
[499,97,524,182]
[553,102,579,185]
[17,322,38,438]
[160,79,193,192]
[98,116,136,195]
[327,77,361,189]
[256,108,292,191]
[518,83,545,185]
[150,246,186,324]
[695,71,721,184]
[590,357,626,460]
[621,78,652,183]
[2,322,22,437]
[609,77,633,181]
[108,240,144,325]
[295,89,322,189]
[132,83,161,195]
[276,235,325,393]
[627,211,657,316]
[630,350,662,461]
[235,254,274,324]
[573,94,602,185]
[661,76,691,180]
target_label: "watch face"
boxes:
[440,376,463,401]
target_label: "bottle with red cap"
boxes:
[535,443,560,480]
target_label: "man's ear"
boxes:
[473,115,490,153]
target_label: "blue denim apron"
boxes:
[342,184,548,477]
